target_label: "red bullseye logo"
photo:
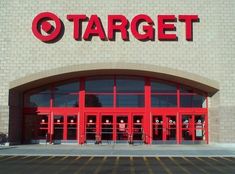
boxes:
[32,12,62,42]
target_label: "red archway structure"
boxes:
[23,75,208,144]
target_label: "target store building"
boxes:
[0,0,235,145]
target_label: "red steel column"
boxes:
[64,115,67,141]
[176,85,180,144]
[79,78,85,144]
[144,78,151,144]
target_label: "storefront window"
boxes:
[85,77,114,107]
[24,89,51,107]
[151,81,177,107]
[85,77,113,93]
[117,95,144,107]
[85,94,113,107]
[180,87,206,108]
[180,95,206,108]
[54,82,79,107]
[24,76,207,109]
[116,77,145,107]
[116,77,145,93]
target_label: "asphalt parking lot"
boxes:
[0,156,234,174]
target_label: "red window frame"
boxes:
[23,75,208,144]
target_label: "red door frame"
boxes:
[52,109,79,143]
[150,109,208,144]
[179,112,208,144]
[151,110,179,143]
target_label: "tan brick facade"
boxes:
[0,0,235,143]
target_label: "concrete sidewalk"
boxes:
[0,144,235,157]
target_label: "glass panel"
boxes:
[54,115,64,140]
[67,115,77,140]
[133,116,143,141]
[152,116,163,141]
[116,77,144,93]
[195,115,205,141]
[54,94,78,107]
[24,88,51,107]
[180,95,206,108]
[27,94,51,107]
[116,116,128,141]
[86,116,97,141]
[181,115,193,141]
[85,94,113,107]
[54,115,64,123]
[151,95,177,107]
[68,115,77,124]
[117,95,144,107]
[54,82,79,93]
[166,115,176,141]
[85,77,113,93]
[151,81,177,93]
[39,115,48,129]
[101,116,113,141]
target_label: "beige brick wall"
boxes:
[0,0,235,143]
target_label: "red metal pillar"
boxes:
[49,86,54,143]
[113,114,116,143]
[176,113,180,144]
[176,85,180,144]
[113,77,117,143]
[144,78,151,144]
[63,115,67,141]
[49,112,54,143]
[97,113,101,142]
[79,78,85,144]
[192,115,195,143]
[128,113,132,143]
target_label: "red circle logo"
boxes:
[32,12,62,42]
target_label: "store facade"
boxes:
[0,0,235,144]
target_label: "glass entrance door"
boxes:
[85,114,98,144]
[101,115,113,144]
[165,115,177,143]
[181,115,193,143]
[116,115,129,143]
[152,114,177,144]
[180,114,207,144]
[152,115,164,143]
[132,115,144,144]
[195,115,206,142]
[53,115,64,144]
[67,115,78,143]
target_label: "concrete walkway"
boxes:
[0,144,235,157]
